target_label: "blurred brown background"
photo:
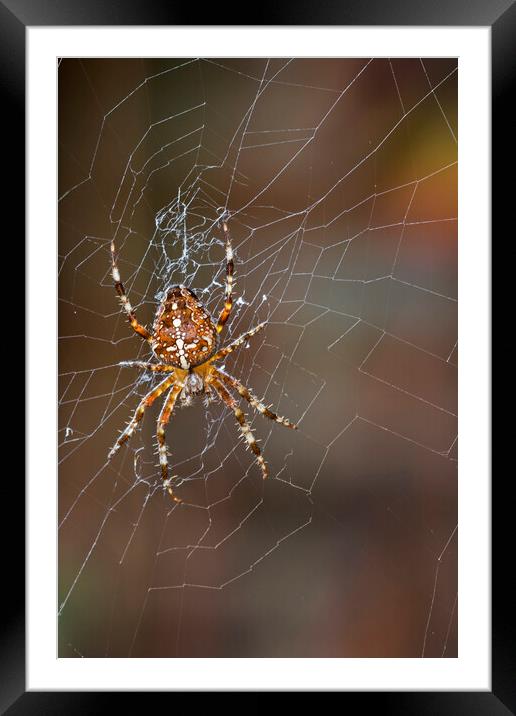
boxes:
[58,58,457,658]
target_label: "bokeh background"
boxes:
[58,58,457,658]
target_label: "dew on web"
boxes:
[58,57,457,658]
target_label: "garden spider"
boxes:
[108,220,297,502]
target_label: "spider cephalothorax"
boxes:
[109,220,297,502]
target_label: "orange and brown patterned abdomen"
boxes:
[152,286,218,369]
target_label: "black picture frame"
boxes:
[7,0,507,712]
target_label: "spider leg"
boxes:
[108,374,175,459]
[216,221,234,335]
[119,361,175,373]
[157,383,184,503]
[210,376,269,479]
[111,240,152,342]
[209,322,267,363]
[213,368,297,430]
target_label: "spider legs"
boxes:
[216,221,234,335]
[110,240,152,342]
[118,360,175,373]
[157,383,183,503]
[213,368,297,430]
[210,377,269,479]
[108,375,175,459]
[210,322,267,363]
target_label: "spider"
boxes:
[108,220,297,503]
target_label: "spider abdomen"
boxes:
[152,286,218,369]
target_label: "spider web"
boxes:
[58,57,458,658]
